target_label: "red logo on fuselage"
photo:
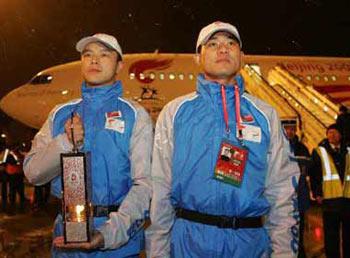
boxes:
[128,59,173,84]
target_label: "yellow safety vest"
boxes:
[317,146,350,199]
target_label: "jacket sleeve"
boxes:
[98,106,153,249]
[264,109,299,258]
[145,103,175,258]
[23,111,73,186]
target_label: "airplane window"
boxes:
[179,74,184,80]
[331,75,337,81]
[315,75,320,81]
[129,73,135,80]
[348,76,350,81]
[139,73,145,80]
[30,74,53,85]
[306,75,312,81]
[169,73,175,80]
[159,73,165,80]
[323,76,329,82]
[149,72,156,80]
[189,74,194,80]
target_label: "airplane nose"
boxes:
[0,90,16,117]
[0,86,43,129]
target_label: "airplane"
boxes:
[1,53,350,149]
[0,53,339,258]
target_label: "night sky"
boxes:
[0,0,350,143]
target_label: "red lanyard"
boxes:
[220,84,244,139]
[220,85,230,133]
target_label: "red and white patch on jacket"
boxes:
[242,114,254,123]
[105,111,124,133]
[106,111,122,118]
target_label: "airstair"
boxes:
[241,65,339,150]
[241,65,298,120]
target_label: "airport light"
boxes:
[1,134,6,138]
[323,106,329,112]
[61,90,69,95]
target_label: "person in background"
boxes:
[24,33,153,257]
[147,21,299,258]
[32,182,50,212]
[0,141,9,213]
[336,105,350,146]
[281,119,311,258]
[6,144,26,214]
[309,124,350,258]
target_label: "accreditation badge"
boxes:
[214,141,248,186]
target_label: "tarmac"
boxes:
[0,192,56,257]
[0,184,326,258]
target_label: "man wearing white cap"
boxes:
[147,21,299,257]
[24,33,153,257]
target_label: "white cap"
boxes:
[196,21,242,52]
[76,33,123,59]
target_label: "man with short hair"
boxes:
[309,124,350,258]
[281,119,310,258]
[24,33,153,257]
[147,21,299,258]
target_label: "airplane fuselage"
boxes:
[1,53,350,130]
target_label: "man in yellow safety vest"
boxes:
[309,123,350,258]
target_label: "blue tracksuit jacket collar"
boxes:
[81,80,123,105]
[197,74,245,102]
